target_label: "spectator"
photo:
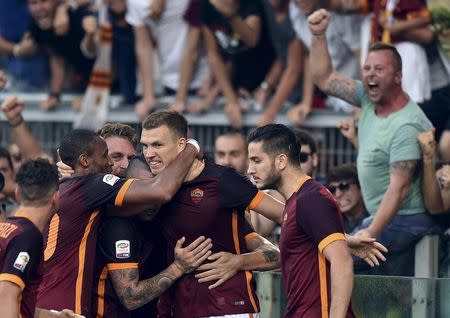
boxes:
[1,96,51,162]
[26,0,98,110]
[126,0,209,119]
[417,129,450,214]
[327,164,369,233]
[254,0,312,126]
[0,0,49,90]
[290,0,361,113]
[309,9,440,276]
[292,128,322,181]
[0,147,19,215]
[200,0,275,127]
[169,0,217,114]
[107,0,139,105]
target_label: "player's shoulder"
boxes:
[297,179,333,200]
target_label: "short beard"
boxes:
[260,165,282,191]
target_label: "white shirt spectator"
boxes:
[126,0,208,90]
[289,3,361,111]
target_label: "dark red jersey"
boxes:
[279,176,355,318]
[37,173,134,316]
[94,216,165,318]
[0,216,43,318]
[159,163,263,318]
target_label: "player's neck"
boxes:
[278,168,307,200]
[185,159,205,182]
[13,206,54,232]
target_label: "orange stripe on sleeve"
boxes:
[232,211,241,255]
[107,263,139,271]
[245,232,259,241]
[114,179,135,207]
[44,213,59,261]
[318,253,329,318]
[318,233,346,253]
[247,191,265,210]
[0,273,26,290]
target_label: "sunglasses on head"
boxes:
[299,152,311,163]
[328,182,354,194]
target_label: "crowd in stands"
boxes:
[0,0,450,316]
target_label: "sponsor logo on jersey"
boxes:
[103,174,120,186]
[115,240,130,259]
[13,252,30,272]
[190,188,204,204]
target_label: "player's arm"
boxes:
[308,9,359,106]
[0,281,20,318]
[322,240,354,318]
[358,159,417,238]
[195,232,280,289]
[115,143,199,214]
[109,236,212,310]
[250,191,285,224]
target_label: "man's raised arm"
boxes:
[308,9,359,106]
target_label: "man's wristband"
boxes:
[9,116,24,128]
[187,139,200,153]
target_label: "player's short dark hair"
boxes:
[215,129,247,148]
[368,42,402,72]
[247,124,300,166]
[327,163,360,187]
[97,123,137,148]
[59,129,103,168]
[293,128,317,154]
[0,146,13,171]
[16,159,59,206]
[142,110,188,139]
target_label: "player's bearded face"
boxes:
[248,142,282,191]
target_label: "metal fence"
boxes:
[0,93,357,177]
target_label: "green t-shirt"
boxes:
[355,81,432,215]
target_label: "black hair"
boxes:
[247,124,300,166]
[368,42,403,72]
[59,129,102,168]
[16,159,59,206]
[292,128,317,154]
[327,163,360,186]
[142,110,188,139]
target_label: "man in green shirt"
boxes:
[307,9,440,275]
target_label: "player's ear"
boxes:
[276,154,288,171]
[178,137,187,152]
[79,153,89,168]
[14,188,21,204]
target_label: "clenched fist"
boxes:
[307,9,330,36]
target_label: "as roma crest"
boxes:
[191,188,204,204]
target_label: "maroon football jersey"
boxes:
[0,216,43,318]
[37,174,134,316]
[159,163,262,318]
[279,176,355,318]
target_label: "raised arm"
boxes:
[109,236,211,310]
[1,96,46,160]
[308,9,359,106]
[418,129,446,214]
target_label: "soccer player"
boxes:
[133,110,283,317]
[247,124,355,318]
[0,159,79,318]
[36,129,201,316]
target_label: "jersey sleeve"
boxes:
[83,173,135,210]
[296,188,346,253]
[98,217,139,271]
[218,168,259,210]
[0,231,42,290]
